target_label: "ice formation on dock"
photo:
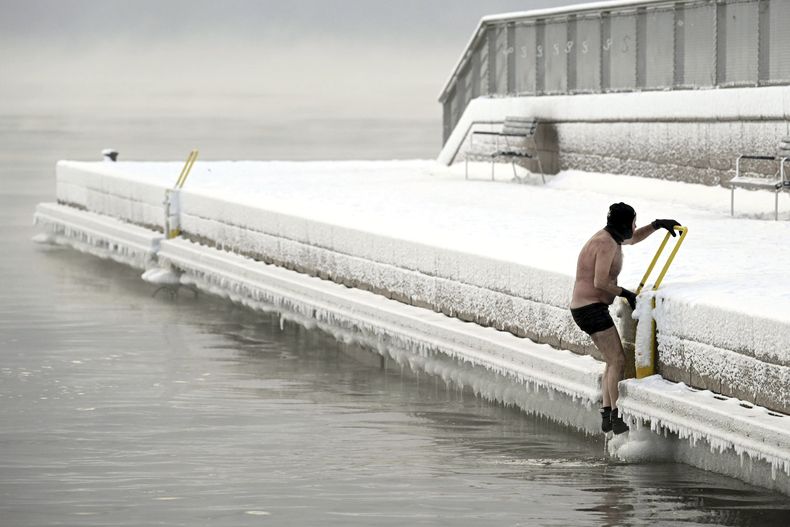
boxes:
[33,203,161,270]
[32,159,790,494]
[158,237,603,430]
[632,292,656,371]
[617,376,790,492]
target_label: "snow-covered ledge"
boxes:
[43,160,790,414]
[33,160,790,494]
[440,86,790,185]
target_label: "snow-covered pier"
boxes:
[34,159,790,494]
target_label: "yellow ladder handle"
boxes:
[652,226,688,290]
[634,225,688,379]
[175,149,199,189]
[635,225,688,295]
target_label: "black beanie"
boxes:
[605,202,636,243]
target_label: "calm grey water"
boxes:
[1,107,789,526]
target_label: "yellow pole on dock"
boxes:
[166,149,199,239]
[635,226,688,379]
[175,149,199,189]
[635,234,671,295]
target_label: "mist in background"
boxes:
[0,0,577,159]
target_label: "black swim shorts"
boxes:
[570,302,614,335]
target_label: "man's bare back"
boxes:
[570,230,622,309]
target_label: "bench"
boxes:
[730,137,790,220]
[465,117,544,183]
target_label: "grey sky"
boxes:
[0,1,579,121]
[1,1,578,41]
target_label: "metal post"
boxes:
[164,188,181,239]
[775,188,779,221]
[732,155,743,216]
[163,189,171,238]
[165,150,199,239]
[731,187,735,217]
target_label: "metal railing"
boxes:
[439,0,790,144]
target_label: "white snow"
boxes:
[141,267,180,285]
[55,158,790,312]
[49,160,790,373]
[438,88,790,164]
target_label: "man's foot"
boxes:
[600,406,612,433]
[611,408,629,435]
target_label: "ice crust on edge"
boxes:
[37,166,787,500]
[618,376,790,491]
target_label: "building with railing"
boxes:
[438,0,790,184]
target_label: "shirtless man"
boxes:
[570,203,679,434]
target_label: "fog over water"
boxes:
[0,0,578,156]
[3,1,790,525]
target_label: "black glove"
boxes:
[652,219,681,236]
[619,287,637,310]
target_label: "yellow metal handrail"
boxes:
[175,149,199,189]
[635,225,688,378]
[636,226,688,295]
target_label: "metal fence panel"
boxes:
[477,31,490,96]
[470,43,481,98]
[608,11,637,90]
[493,24,509,94]
[440,0,790,147]
[506,24,516,94]
[543,19,568,93]
[681,3,716,87]
[721,0,758,85]
[453,85,463,129]
[768,0,790,81]
[443,97,452,143]
[459,64,474,111]
[573,15,601,92]
[514,23,537,94]
[643,7,675,88]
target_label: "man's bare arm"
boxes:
[623,224,656,245]
[625,219,681,245]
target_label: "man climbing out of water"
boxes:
[570,203,680,434]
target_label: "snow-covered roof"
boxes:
[439,0,673,101]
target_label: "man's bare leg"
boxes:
[590,326,628,433]
[591,326,625,407]
[596,366,612,408]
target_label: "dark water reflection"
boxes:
[1,112,789,526]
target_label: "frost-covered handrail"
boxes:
[438,0,668,101]
[439,0,790,145]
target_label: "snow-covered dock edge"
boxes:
[33,201,790,495]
